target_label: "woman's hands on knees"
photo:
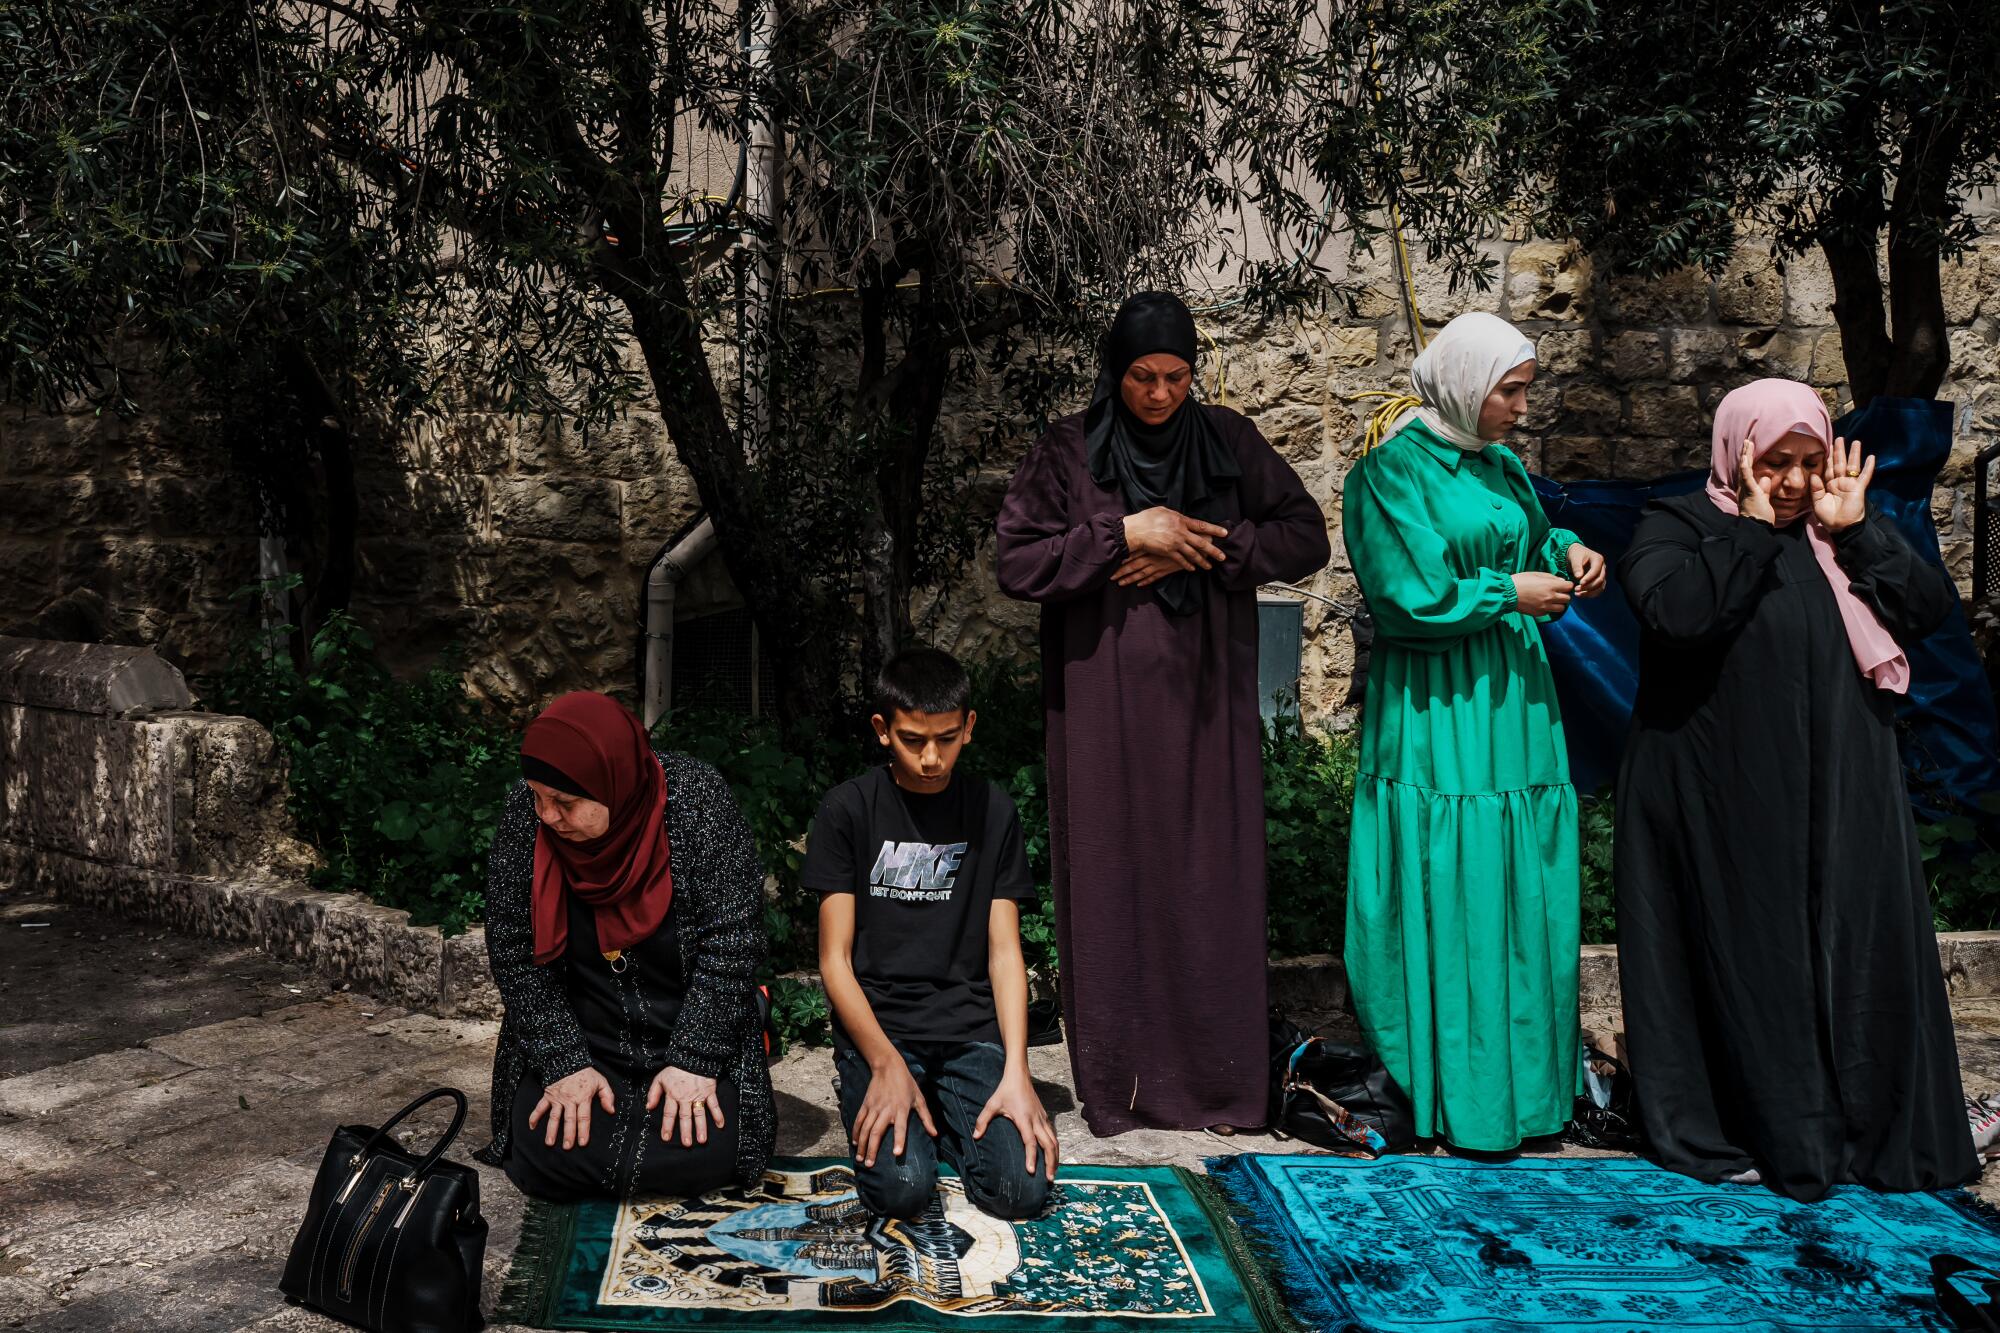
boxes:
[648,1066,726,1147]
[852,1057,937,1169]
[531,1066,616,1150]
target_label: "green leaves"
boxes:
[766,976,834,1052]
[205,610,518,937]
[1920,795,2000,933]
[376,802,422,842]
[1577,790,1617,945]
[1261,712,1359,957]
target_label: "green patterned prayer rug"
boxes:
[497,1158,1291,1332]
[1206,1152,2000,1332]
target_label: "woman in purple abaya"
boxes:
[995,292,1330,1135]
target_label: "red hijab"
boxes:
[519,692,673,966]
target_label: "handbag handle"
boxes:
[352,1087,469,1185]
[1284,1035,1325,1087]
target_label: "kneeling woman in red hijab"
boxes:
[472,692,776,1200]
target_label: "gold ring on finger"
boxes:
[1848,468,1860,477]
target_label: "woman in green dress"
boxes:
[1341,311,1606,1150]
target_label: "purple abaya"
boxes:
[995,405,1330,1134]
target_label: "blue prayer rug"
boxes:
[1207,1153,2000,1331]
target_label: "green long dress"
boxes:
[1341,418,1582,1150]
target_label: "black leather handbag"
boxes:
[1562,1045,1642,1152]
[1269,1015,1416,1157]
[280,1088,487,1333]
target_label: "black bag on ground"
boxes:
[1563,1045,1642,1152]
[280,1087,487,1333]
[1269,1014,1416,1156]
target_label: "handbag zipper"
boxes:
[392,1177,427,1229]
[337,1179,397,1301]
[333,1155,368,1204]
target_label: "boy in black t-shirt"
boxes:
[806,647,1058,1220]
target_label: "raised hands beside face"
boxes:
[1808,435,1873,532]
[1735,421,1778,525]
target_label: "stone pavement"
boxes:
[4,888,1998,1332]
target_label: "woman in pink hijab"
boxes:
[1614,378,1975,1201]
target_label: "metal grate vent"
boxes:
[670,608,776,715]
[1977,441,2000,607]
[1256,596,1305,720]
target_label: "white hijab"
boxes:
[1403,312,1536,451]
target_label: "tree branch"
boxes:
[606,2,659,198]
[288,0,394,34]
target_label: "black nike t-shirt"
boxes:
[802,767,1035,1049]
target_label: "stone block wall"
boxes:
[919,218,2000,718]
[0,403,261,681]
[0,637,500,1016]
[0,639,316,881]
[1121,224,2000,717]
[0,391,702,710]
[344,408,701,708]
[3,214,1996,719]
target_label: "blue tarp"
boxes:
[1531,397,2000,811]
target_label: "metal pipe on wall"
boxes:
[641,516,719,731]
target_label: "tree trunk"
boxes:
[855,273,953,689]
[616,263,845,724]
[1879,109,1965,402]
[274,344,358,635]
[1821,222,1892,408]
[1819,0,1958,407]
[857,505,903,698]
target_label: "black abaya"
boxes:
[1614,495,1976,1201]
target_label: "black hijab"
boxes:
[1084,291,1241,616]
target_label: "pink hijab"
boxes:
[1705,379,1909,693]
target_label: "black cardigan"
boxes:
[474,751,776,1188]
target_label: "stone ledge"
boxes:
[1273,938,1988,1019]
[1,841,502,1021]
[11,835,1995,1027]
[0,636,192,717]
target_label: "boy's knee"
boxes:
[857,1157,938,1219]
[966,1162,1053,1220]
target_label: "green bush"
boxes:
[1578,791,1618,945]
[1921,795,2000,932]
[651,705,868,977]
[206,602,517,936]
[1263,713,1358,956]
[765,975,834,1054]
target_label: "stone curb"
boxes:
[1,842,502,1020]
[1269,935,2000,1018]
[12,838,2000,1021]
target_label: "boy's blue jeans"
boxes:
[834,1039,1053,1221]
